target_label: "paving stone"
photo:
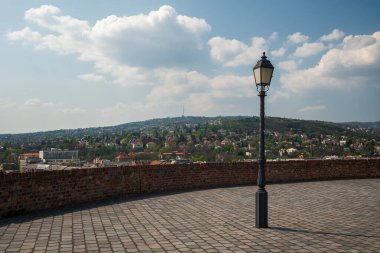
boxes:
[0,179,379,252]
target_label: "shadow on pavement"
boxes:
[0,187,224,227]
[270,226,380,238]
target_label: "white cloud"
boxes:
[270,32,278,40]
[146,71,254,111]
[299,105,326,113]
[0,98,89,133]
[20,98,86,114]
[278,60,298,71]
[24,5,89,33]
[58,107,86,114]
[101,103,144,117]
[320,29,345,42]
[7,27,43,46]
[0,100,15,109]
[209,75,254,98]
[90,5,210,69]
[208,36,267,67]
[293,42,325,58]
[78,73,104,82]
[208,37,246,64]
[21,98,60,109]
[271,47,286,57]
[22,98,42,107]
[99,71,256,125]
[7,5,266,129]
[145,70,208,108]
[280,31,380,92]
[287,32,309,43]
[7,5,379,130]
[8,5,211,87]
[268,90,290,103]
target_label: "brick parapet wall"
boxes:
[139,163,256,193]
[0,159,379,217]
[266,159,380,183]
[0,167,141,217]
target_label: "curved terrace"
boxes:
[1,179,380,252]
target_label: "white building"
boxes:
[339,140,347,146]
[286,148,297,154]
[39,149,79,164]
[131,141,144,150]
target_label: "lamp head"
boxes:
[253,52,274,92]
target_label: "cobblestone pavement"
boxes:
[1,179,380,253]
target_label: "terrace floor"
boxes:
[1,178,380,252]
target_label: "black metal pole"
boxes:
[256,90,268,228]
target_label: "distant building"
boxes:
[19,152,41,172]
[93,157,112,167]
[286,148,297,154]
[130,141,144,151]
[0,163,17,172]
[150,160,166,165]
[265,150,274,156]
[115,154,130,162]
[39,149,79,164]
[323,155,339,160]
[160,152,190,160]
[146,142,157,150]
[35,164,75,170]
[221,138,231,145]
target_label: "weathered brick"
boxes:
[0,159,379,217]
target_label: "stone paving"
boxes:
[1,178,380,253]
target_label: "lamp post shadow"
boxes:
[270,226,380,239]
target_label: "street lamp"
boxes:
[253,52,274,228]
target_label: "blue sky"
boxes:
[0,0,379,133]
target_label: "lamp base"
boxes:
[256,188,268,228]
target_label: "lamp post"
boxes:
[253,52,274,228]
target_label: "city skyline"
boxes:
[1,0,380,134]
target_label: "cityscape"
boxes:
[1,1,379,252]
[1,116,379,173]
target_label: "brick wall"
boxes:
[1,159,379,217]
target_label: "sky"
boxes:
[0,0,379,134]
